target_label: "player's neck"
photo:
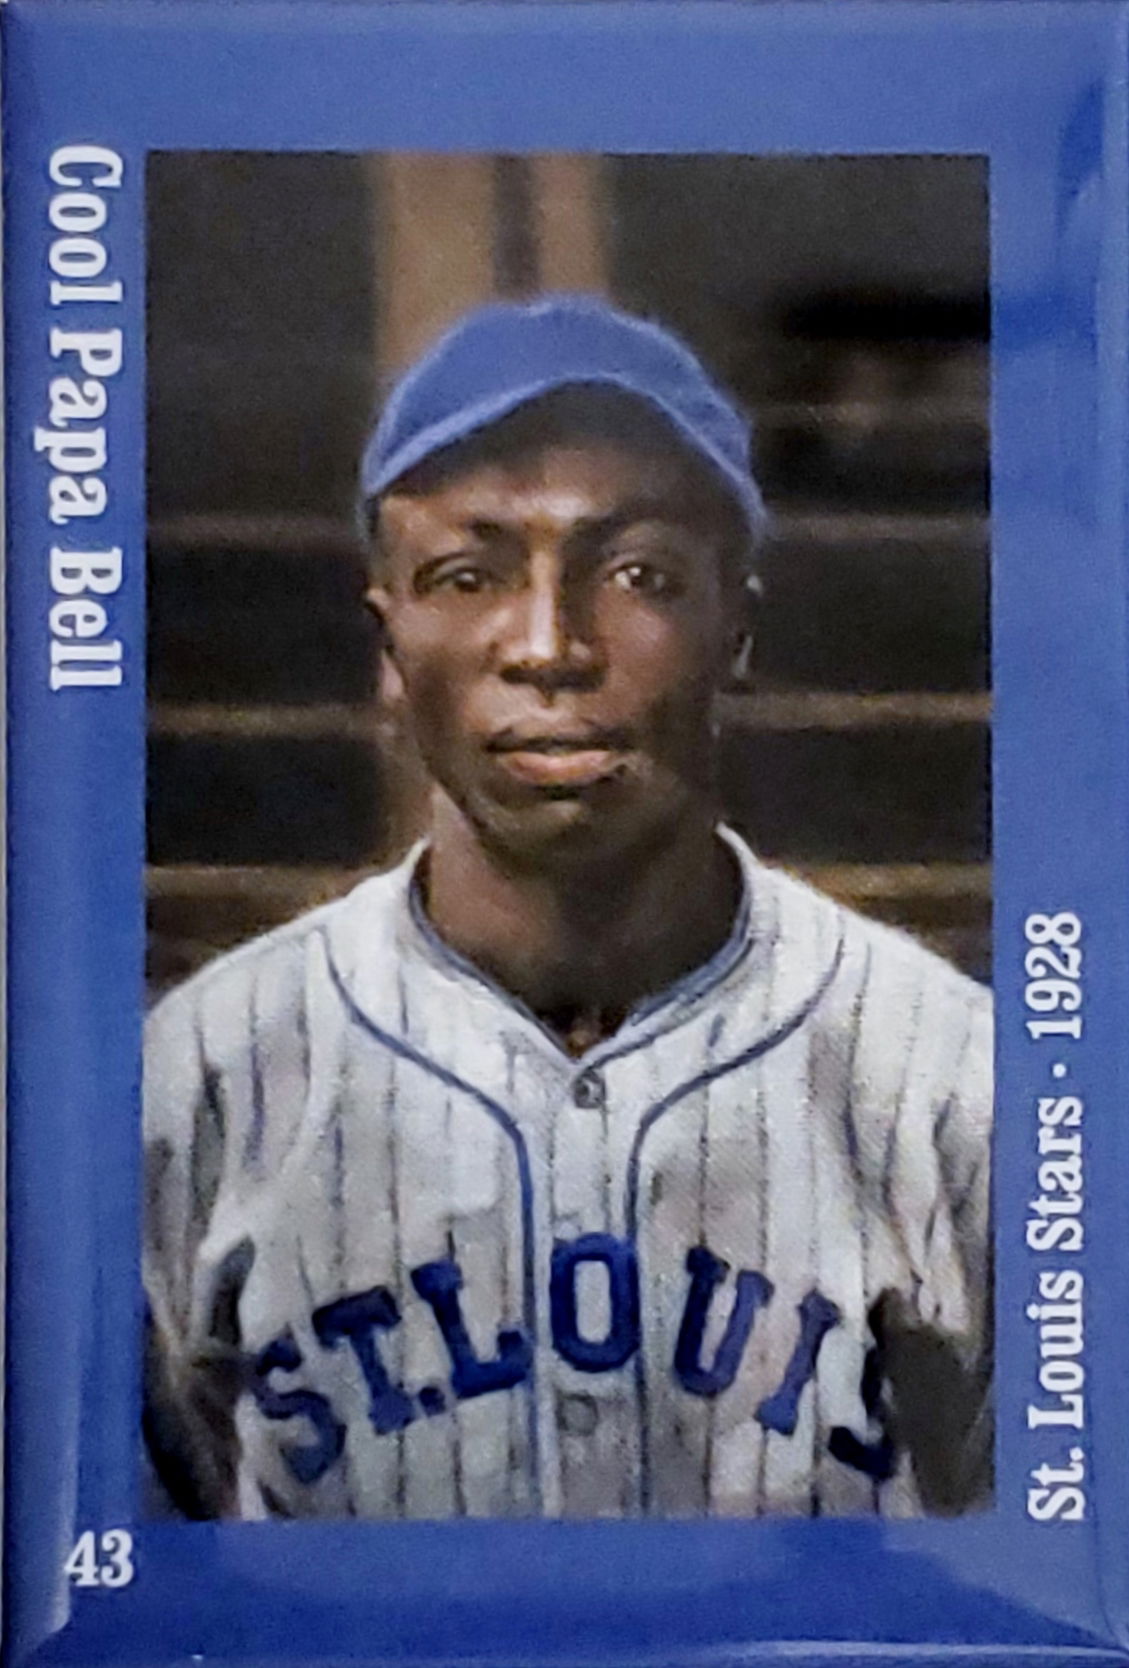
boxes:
[420,797,741,1054]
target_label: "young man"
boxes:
[144,295,992,1522]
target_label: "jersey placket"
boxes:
[543,1054,646,1516]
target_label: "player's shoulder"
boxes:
[744,847,990,1023]
[735,851,991,1136]
[145,852,415,1053]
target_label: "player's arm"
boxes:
[883,986,994,1514]
[143,986,241,1518]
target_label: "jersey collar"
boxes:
[323,826,843,1086]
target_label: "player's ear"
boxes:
[727,570,762,691]
[363,583,406,707]
[363,581,390,628]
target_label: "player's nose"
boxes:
[497,562,603,692]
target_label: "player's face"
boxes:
[372,440,743,868]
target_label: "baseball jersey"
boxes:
[143,828,992,1521]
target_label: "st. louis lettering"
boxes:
[313,1286,415,1435]
[411,1258,533,1397]
[755,1289,842,1434]
[550,1233,640,1371]
[252,1236,889,1487]
[674,1246,772,1395]
[250,1330,345,1485]
[826,1340,897,1482]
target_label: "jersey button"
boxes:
[558,1393,598,1436]
[572,1068,606,1109]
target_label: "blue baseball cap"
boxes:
[359,294,766,540]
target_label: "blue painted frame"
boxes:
[5,2,1129,1663]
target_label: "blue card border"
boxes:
[5,3,1129,1663]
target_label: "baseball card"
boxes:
[5,2,1129,1665]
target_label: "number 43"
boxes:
[63,1529,135,1589]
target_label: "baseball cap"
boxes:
[360,294,766,539]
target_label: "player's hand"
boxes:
[869,1288,993,1515]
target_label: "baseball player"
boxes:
[144,295,992,1522]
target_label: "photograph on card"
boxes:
[142,152,992,1522]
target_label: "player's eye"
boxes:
[607,561,683,599]
[415,558,497,596]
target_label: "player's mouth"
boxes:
[486,728,633,790]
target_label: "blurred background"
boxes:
[146,152,990,998]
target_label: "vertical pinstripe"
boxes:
[501,1041,521,1507]
[696,1071,711,1509]
[245,973,266,1174]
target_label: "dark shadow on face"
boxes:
[367,391,756,875]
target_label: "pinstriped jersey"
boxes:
[143,829,992,1521]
